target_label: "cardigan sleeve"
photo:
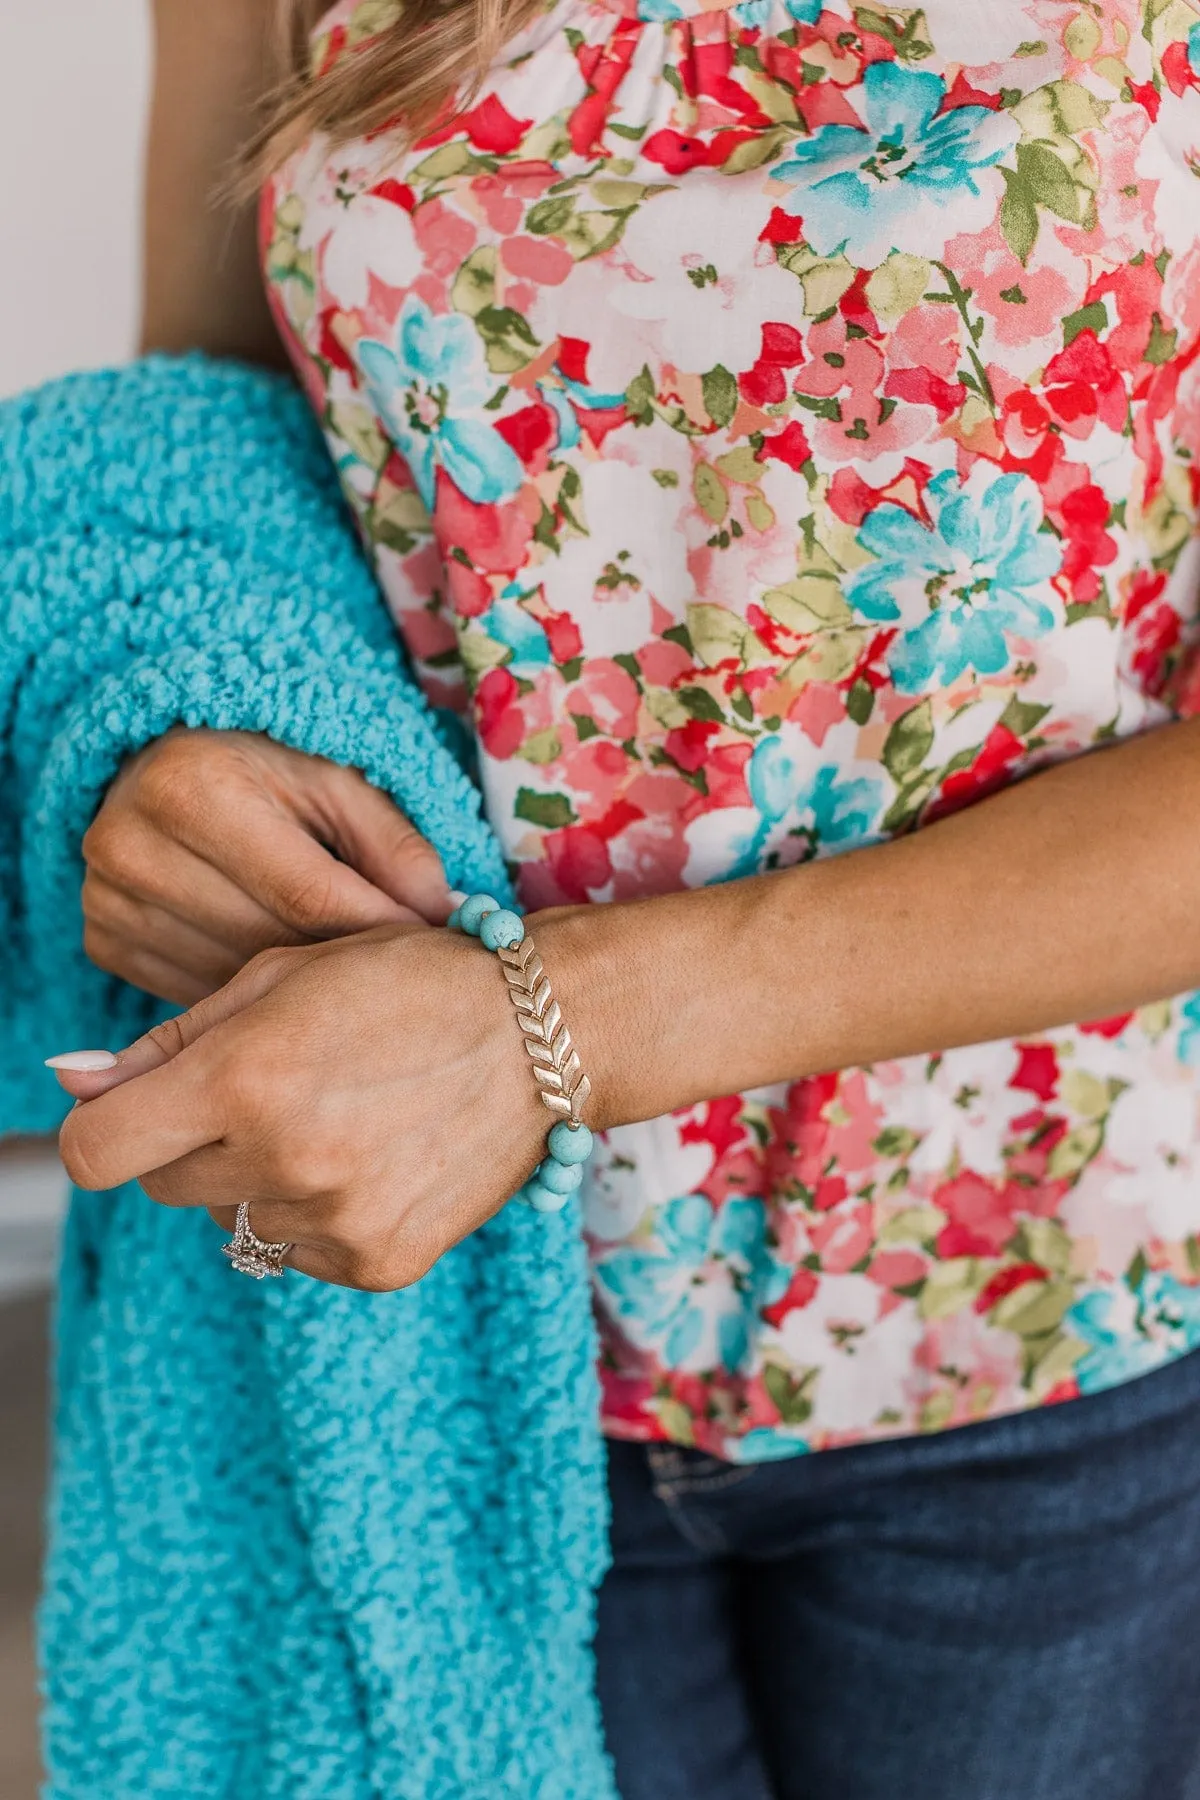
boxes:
[0,355,510,1135]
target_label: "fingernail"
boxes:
[44,1050,118,1071]
[448,890,469,909]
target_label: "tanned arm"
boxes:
[141,0,287,364]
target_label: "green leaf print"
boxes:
[998,694,1051,739]
[1000,168,1040,265]
[764,1363,816,1426]
[882,700,935,781]
[1144,312,1179,365]
[1061,299,1108,346]
[701,365,739,431]
[526,195,576,237]
[852,6,933,60]
[625,366,656,427]
[451,247,497,318]
[474,305,540,375]
[693,462,729,524]
[677,685,727,724]
[514,788,576,829]
[1016,141,1082,223]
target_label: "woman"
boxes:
[49,0,1200,1793]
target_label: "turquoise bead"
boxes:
[458,893,500,936]
[523,1179,569,1214]
[446,906,462,931]
[548,1120,593,1166]
[536,1157,583,1196]
[479,908,525,952]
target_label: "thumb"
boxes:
[46,947,297,1103]
[313,764,452,924]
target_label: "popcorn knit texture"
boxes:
[0,356,615,1799]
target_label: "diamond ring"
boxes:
[222,1201,292,1280]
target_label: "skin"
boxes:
[55,1,1200,1291]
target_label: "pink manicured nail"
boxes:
[44,1050,118,1072]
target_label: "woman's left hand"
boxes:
[50,926,557,1290]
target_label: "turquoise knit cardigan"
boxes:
[0,357,616,1800]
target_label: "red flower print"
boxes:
[542,609,583,665]
[1122,566,1181,695]
[1041,332,1128,439]
[571,24,639,156]
[680,1096,746,1161]
[367,177,416,212]
[756,419,811,471]
[542,824,612,901]
[974,1262,1048,1314]
[926,722,1024,820]
[739,322,806,407]
[1055,481,1119,607]
[759,206,805,245]
[762,1267,818,1328]
[643,130,719,175]
[1078,1012,1135,1039]
[557,337,591,384]
[457,94,531,154]
[475,666,526,759]
[1010,1043,1059,1103]
[665,719,720,773]
[494,401,557,471]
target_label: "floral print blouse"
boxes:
[263,0,1200,1460]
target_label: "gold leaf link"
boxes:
[495,927,592,1127]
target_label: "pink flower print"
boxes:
[933,1170,1028,1258]
[942,227,1084,355]
[559,737,630,815]
[808,1202,877,1275]
[791,315,931,462]
[1040,334,1129,440]
[568,657,641,740]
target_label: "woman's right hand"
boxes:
[81,728,452,1004]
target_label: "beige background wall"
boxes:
[0,0,150,1292]
[0,0,148,400]
[1,11,151,1785]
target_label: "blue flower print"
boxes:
[844,467,1061,694]
[635,0,684,19]
[1179,992,1200,1065]
[1189,19,1200,79]
[724,735,884,879]
[481,590,553,671]
[1068,1273,1200,1396]
[594,1195,790,1373]
[355,296,524,510]
[734,0,820,28]
[772,62,1017,265]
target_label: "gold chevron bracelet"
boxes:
[447,893,594,1212]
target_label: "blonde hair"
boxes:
[239,0,542,187]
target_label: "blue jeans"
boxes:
[595,1349,1200,1800]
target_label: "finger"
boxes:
[84,844,290,961]
[313,765,452,924]
[49,947,297,1104]
[185,806,424,939]
[82,912,237,1005]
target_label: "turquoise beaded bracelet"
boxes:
[448,893,594,1212]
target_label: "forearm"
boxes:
[543,716,1200,1130]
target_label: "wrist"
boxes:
[531,882,764,1132]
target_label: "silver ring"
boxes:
[222,1201,292,1280]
